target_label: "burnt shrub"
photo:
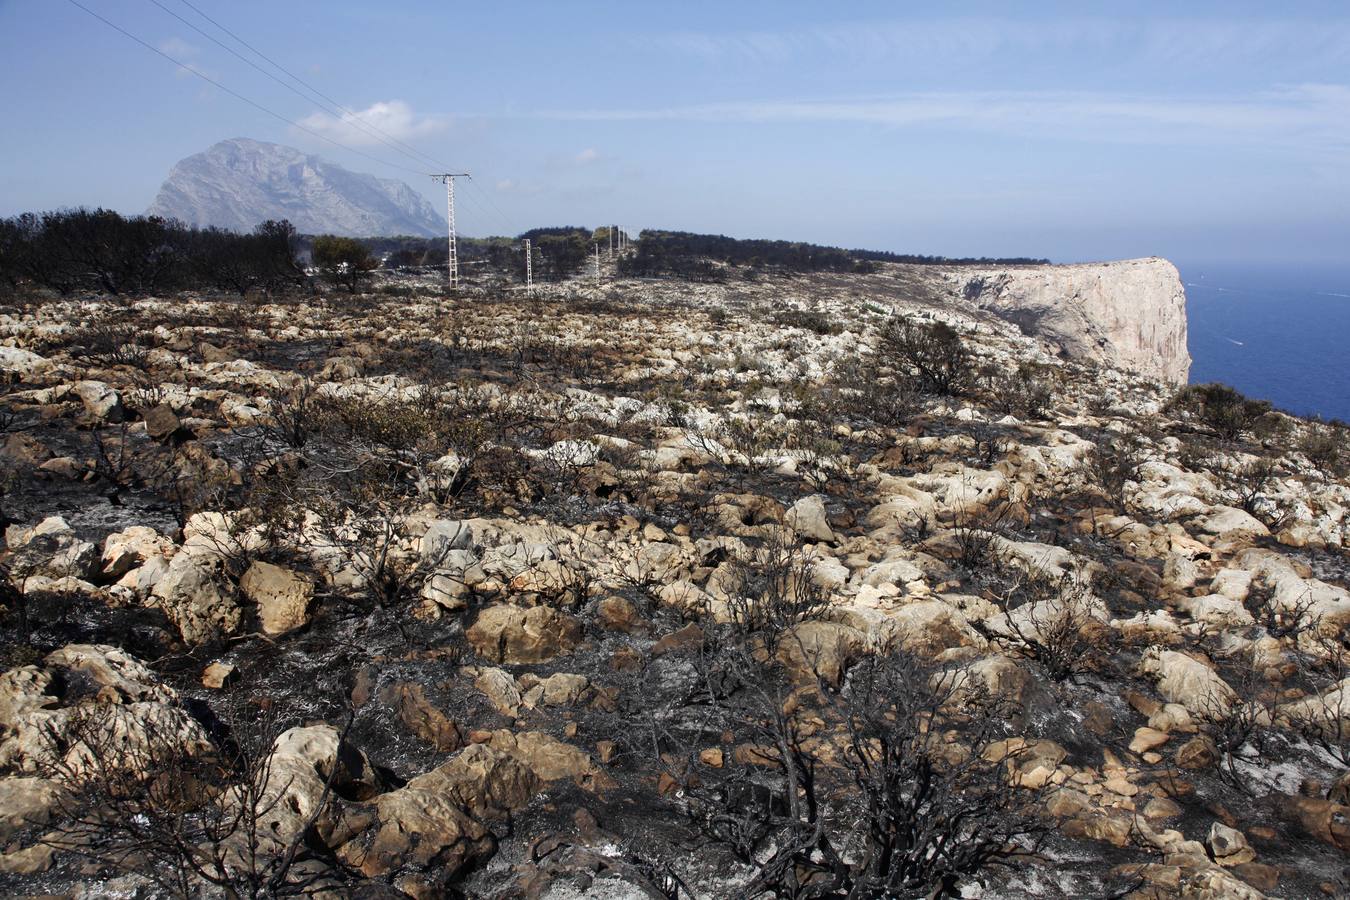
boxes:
[1170,382,1272,441]
[880,315,972,396]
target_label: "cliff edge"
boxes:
[949,257,1191,385]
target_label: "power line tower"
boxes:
[431,173,470,288]
[523,238,533,292]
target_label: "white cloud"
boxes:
[574,148,599,164]
[296,100,446,146]
[158,37,200,58]
[157,36,212,80]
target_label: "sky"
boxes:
[1,0,1348,264]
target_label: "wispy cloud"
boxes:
[540,84,1350,158]
[574,147,600,164]
[157,36,214,81]
[644,17,1350,68]
[296,100,446,146]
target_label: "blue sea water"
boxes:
[1179,261,1350,422]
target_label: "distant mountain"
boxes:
[147,138,444,237]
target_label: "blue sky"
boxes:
[2,0,1348,263]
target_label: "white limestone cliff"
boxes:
[948,257,1191,385]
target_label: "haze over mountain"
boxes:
[146,138,444,237]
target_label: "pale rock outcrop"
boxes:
[952,257,1190,384]
[149,551,242,644]
[72,380,124,422]
[4,516,99,583]
[0,347,52,379]
[1140,648,1235,716]
[786,494,836,543]
[466,604,582,664]
[243,724,383,851]
[343,760,502,878]
[101,526,174,580]
[1,690,208,778]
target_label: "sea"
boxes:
[1179,261,1350,423]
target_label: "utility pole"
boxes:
[594,242,600,281]
[523,238,532,292]
[609,224,614,258]
[431,173,469,288]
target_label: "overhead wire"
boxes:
[170,0,448,174]
[69,0,530,240]
[169,0,524,238]
[147,0,442,174]
[64,0,431,178]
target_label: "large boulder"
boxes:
[43,644,177,705]
[239,561,315,635]
[341,743,536,879]
[101,526,174,580]
[1139,648,1234,716]
[4,516,98,582]
[776,620,866,685]
[419,519,475,563]
[242,724,384,852]
[0,347,52,379]
[378,682,462,753]
[466,604,582,664]
[876,600,985,658]
[72,380,124,422]
[149,551,242,644]
[481,730,612,792]
[786,495,837,544]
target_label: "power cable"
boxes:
[169,0,522,237]
[64,0,431,178]
[147,0,443,173]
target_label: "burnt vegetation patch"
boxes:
[0,230,1345,899]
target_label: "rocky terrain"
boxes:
[147,138,446,237]
[0,259,1346,899]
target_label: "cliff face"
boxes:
[949,257,1191,385]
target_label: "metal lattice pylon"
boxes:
[432,173,469,288]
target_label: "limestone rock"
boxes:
[101,526,173,580]
[143,403,183,441]
[481,729,612,791]
[953,257,1190,384]
[471,666,523,717]
[1140,648,1234,716]
[44,644,176,705]
[466,604,582,664]
[1207,822,1256,866]
[248,724,383,852]
[0,776,62,844]
[380,682,462,753]
[239,560,315,635]
[150,551,242,644]
[5,516,98,582]
[0,347,51,379]
[201,661,237,689]
[345,744,534,878]
[876,600,984,658]
[776,620,866,685]
[72,380,124,422]
[785,494,836,543]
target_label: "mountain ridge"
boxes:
[147,138,444,237]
